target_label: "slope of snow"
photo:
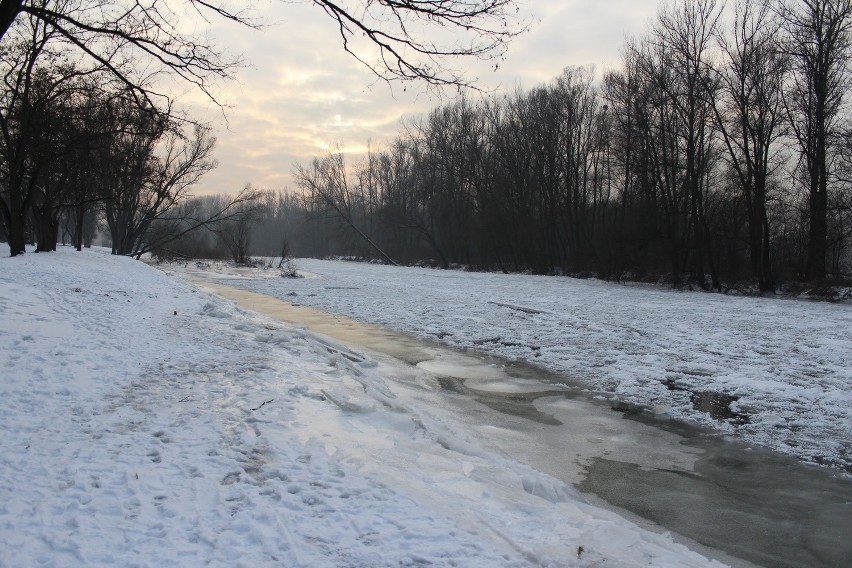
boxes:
[0,247,725,567]
[208,258,852,472]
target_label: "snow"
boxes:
[198,258,852,473]
[0,247,727,567]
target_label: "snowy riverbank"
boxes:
[1,247,727,567]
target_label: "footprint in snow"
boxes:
[221,471,241,485]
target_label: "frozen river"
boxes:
[176,261,852,568]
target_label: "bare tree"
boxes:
[643,0,723,288]
[101,111,225,257]
[308,0,526,89]
[295,149,397,265]
[0,11,85,256]
[375,137,450,266]
[0,0,247,109]
[63,82,110,252]
[0,0,526,105]
[778,0,852,280]
[216,188,258,264]
[713,0,788,290]
[603,40,656,276]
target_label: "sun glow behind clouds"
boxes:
[280,69,320,86]
[183,0,660,195]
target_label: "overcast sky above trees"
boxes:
[185,0,660,194]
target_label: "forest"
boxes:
[3,0,852,292]
[280,0,852,291]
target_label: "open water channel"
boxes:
[181,269,851,568]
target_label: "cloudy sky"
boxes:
[185,0,661,195]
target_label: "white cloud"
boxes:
[181,0,661,194]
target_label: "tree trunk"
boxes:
[74,205,85,251]
[34,204,59,252]
[3,184,27,256]
[806,183,828,280]
[759,206,774,291]
[6,211,26,256]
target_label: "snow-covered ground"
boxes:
[203,258,852,473]
[0,247,728,567]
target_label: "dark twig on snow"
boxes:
[251,399,274,411]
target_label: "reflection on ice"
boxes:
[417,355,570,395]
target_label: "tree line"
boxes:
[283,0,852,290]
[0,39,250,258]
[0,0,523,259]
